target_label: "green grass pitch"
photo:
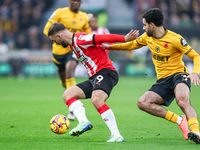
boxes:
[0,76,200,150]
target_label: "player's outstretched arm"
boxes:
[125,29,139,42]
[100,29,139,50]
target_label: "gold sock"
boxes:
[188,118,199,133]
[165,111,179,123]
[66,77,76,89]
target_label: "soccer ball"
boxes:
[50,114,70,134]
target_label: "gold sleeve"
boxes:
[110,40,143,50]
[43,21,53,36]
[82,14,91,34]
[187,50,200,75]
[83,27,91,34]
[43,9,61,36]
[173,35,200,75]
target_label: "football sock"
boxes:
[60,79,66,88]
[176,116,183,125]
[188,118,199,133]
[66,98,88,123]
[66,78,76,114]
[165,111,179,123]
[66,78,76,89]
[97,104,121,136]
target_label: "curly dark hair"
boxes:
[48,22,66,36]
[142,8,163,27]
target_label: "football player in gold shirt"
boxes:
[43,0,91,120]
[103,8,200,144]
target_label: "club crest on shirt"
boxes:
[155,46,160,53]
[180,39,188,46]
[72,21,76,25]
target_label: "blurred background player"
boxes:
[43,0,91,120]
[89,15,111,55]
[89,15,110,35]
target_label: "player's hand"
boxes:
[125,29,139,42]
[186,73,200,86]
[101,43,111,50]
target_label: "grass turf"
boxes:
[0,76,200,150]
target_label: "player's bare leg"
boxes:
[175,83,200,144]
[92,90,124,142]
[137,91,190,140]
[137,91,167,117]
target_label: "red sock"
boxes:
[66,98,78,107]
[97,104,110,114]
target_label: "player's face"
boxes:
[69,0,81,13]
[50,34,68,48]
[142,18,154,37]
[89,17,98,30]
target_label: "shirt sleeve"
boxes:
[110,32,147,50]
[174,35,200,75]
[82,13,91,34]
[94,34,125,45]
[43,9,61,36]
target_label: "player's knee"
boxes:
[137,98,146,110]
[176,95,190,108]
[62,90,71,103]
[91,96,104,109]
[91,96,98,107]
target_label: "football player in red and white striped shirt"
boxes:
[89,15,111,54]
[89,16,110,35]
[48,22,139,142]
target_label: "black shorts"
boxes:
[52,53,78,72]
[149,72,191,106]
[76,68,119,98]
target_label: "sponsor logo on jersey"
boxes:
[153,55,170,62]
[164,43,168,48]
[68,28,81,33]
[180,39,188,46]
[78,55,88,63]
[155,46,160,53]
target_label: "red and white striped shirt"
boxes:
[70,32,125,77]
[91,27,110,35]
[91,27,111,54]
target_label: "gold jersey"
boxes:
[111,29,200,79]
[43,7,91,55]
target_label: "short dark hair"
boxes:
[48,22,66,37]
[142,8,163,27]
